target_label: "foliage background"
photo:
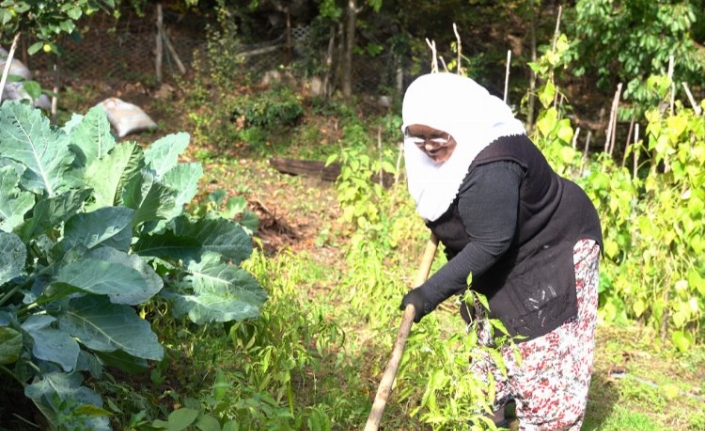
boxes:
[1,1,705,430]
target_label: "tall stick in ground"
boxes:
[605,83,622,155]
[504,50,511,104]
[453,23,463,75]
[0,34,21,103]
[682,82,702,116]
[633,124,640,180]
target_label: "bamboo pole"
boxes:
[579,130,591,176]
[682,82,702,116]
[162,29,186,74]
[504,50,511,104]
[526,4,538,132]
[0,34,20,103]
[394,142,403,185]
[156,4,163,83]
[438,56,448,72]
[604,83,622,155]
[621,118,635,168]
[633,124,640,180]
[425,38,438,73]
[572,127,580,149]
[552,5,563,52]
[378,126,383,187]
[50,54,59,124]
[453,23,463,75]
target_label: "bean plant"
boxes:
[529,35,705,348]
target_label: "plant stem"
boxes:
[0,364,27,387]
[0,284,22,307]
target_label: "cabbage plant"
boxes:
[0,101,267,430]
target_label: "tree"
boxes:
[566,0,705,111]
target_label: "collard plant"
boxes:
[0,101,266,430]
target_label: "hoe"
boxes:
[364,234,439,431]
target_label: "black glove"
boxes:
[400,287,436,323]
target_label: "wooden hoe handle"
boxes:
[363,234,439,431]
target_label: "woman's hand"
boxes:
[400,288,435,323]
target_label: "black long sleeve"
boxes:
[417,161,524,307]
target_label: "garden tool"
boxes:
[364,234,439,431]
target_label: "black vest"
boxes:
[427,134,602,341]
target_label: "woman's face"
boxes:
[404,124,457,163]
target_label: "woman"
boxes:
[399,73,602,430]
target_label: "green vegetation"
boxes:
[1,1,704,430]
[0,103,265,430]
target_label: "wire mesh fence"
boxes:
[14,8,403,98]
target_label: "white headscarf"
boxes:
[402,73,527,221]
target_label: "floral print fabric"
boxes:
[469,239,600,430]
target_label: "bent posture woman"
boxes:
[399,73,602,430]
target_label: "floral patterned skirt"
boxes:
[469,239,600,431]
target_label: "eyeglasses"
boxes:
[403,129,452,147]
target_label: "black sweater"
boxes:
[418,134,602,341]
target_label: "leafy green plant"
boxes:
[0,101,266,430]
[326,123,397,233]
[567,0,705,114]
[528,31,705,345]
[231,87,304,130]
[0,0,115,55]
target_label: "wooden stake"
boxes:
[621,118,635,168]
[453,23,463,75]
[504,50,511,104]
[0,33,20,103]
[378,126,383,187]
[572,127,580,149]
[605,83,622,155]
[162,29,186,74]
[526,4,538,132]
[633,124,640,180]
[156,4,163,83]
[682,82,702,116]
[438,56,448,72]
[579,130,591,176]
[394,142,403,185]
[425,38,438,73]
[668,55,675,115]
[552,5,563,52]
[51,56,59,124]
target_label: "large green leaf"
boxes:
[0,231,26,285]
[143,132,190,179]
[123,169,177,227]
[55,248,162,305]
[62,207,135,252]
[161,162,203,218]
[58,295,163,360]
[0,102,75,196]
[0,326,22,365]
[172,292,263,324]
[17,188,92,241]
[134,216,253,264]
[65,106,116,167]
[93,349,148,374]
[22,315,80,372]
[172,253,266,324]
[0,164,35,231]
[25,372,111,431]
[84,142,145,209]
